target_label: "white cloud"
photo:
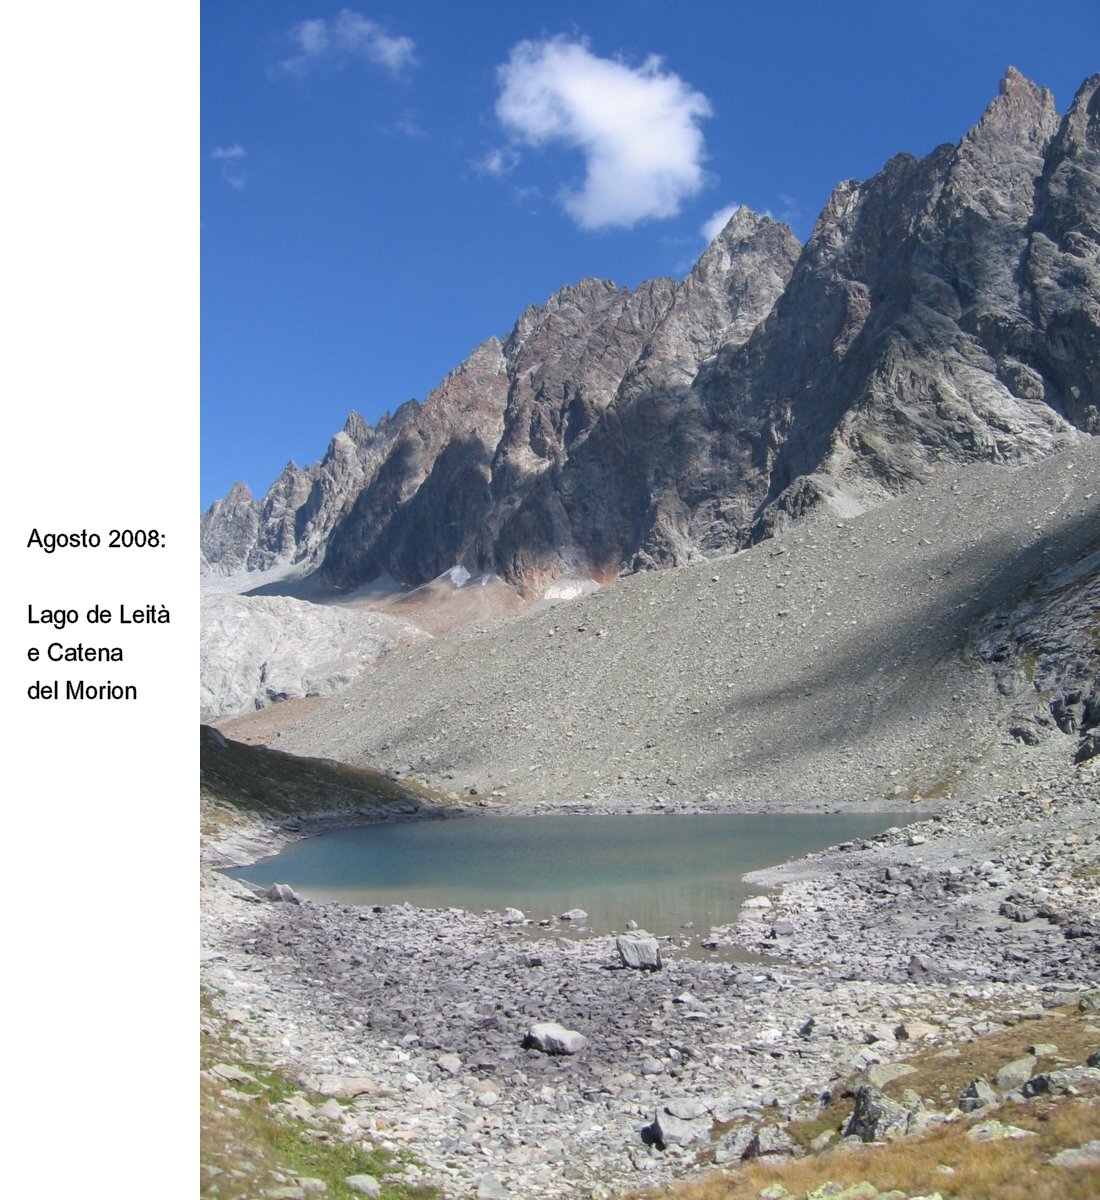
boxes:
[473,146,520,177]
[333,10,415,71]
[495,36,711,230]
[387,109,427,139]
[701,203,739,242]
[292,18,329,59]
[212,144,247,190]
[276,10,416,76]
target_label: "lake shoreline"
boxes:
[201,756,1099,1197]
[220,810,922,945]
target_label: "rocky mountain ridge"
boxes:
[202,68,1099,596]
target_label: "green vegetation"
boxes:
[200,725,451,838]
[201,993,440,1200]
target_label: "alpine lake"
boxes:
[230,811,911,947]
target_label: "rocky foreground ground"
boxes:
[200,756,1098,1199]
[201,446,1100,1198]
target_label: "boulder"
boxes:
[744,1123,801,1160]
[523,1022,587,1055]
[994,1055,1036,1091]
[648,1099,711,1149]
[345,1177,381,1198]
[966,1119,1036,1142]
[844,1085,924,1142]
[559,908,588,922]
[959,1078,999,1112]
[895,1020,938,1042]
[476,1176,510,1200]
[1050,1140,1100,1169]
[616,932,662,970]
[1022,1067,1100,1097]
[266,883,301,904]
[713,1125,755,1164]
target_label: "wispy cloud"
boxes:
[275,10,417,77]
[385,109,427,139]
[473,146,520,178]
[212,144,247,190]
[494,36,711,231]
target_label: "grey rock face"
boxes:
[653,69,1092,563]
[204,71,1099,601]
[201,407,419,579]
[203,213,799,590]
[200,482,259,575]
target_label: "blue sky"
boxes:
[201,1,1100,508]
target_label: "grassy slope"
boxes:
[200,725,449,839]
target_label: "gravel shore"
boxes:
[200,760,1097,1198]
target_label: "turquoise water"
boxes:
[229,812,905,939]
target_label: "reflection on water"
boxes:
[229,812,906,940]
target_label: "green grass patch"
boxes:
[201,992,440,1200]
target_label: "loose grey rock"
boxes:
[200,592,427,721]
[844,1085,925,1142]
[649,1101,711,1149]
[994,1055,1037,1091]
[1050,1139,1100,1168]
[744,1123,801,1160]
[344,1176,381,1198]
[1022,1067,1100,1097]
[616,933,662,971]
[524,1022,587,1055]
[959,1078,999,1112]
[966,1119,1037,1142]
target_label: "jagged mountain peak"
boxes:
[203,70,1100,594]
[968,66,1057,147]
[224,480,253,503]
